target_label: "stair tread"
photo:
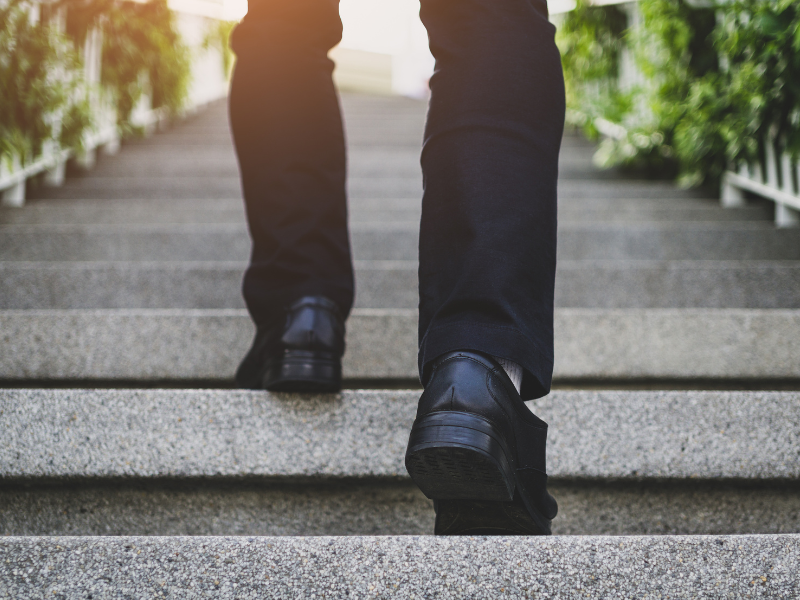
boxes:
[3,388,798,481]
[1,308,797,381]
[2,260,799,309]
[2,535,798,598]
[3,222,799,262]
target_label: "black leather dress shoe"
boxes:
[235,296,345,392]
[405,351,557,535]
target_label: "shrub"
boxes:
[66,0,192,132]
[558,0,800,187]
[0,0,90,165]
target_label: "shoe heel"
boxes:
[264,351,341,392]
[405,412,515,502]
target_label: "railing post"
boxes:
[776,203,800,227]
[721,169,746,207]
[43,159,66,187]
[1,182,26,208]
[74,148,97,171]
[776,147,800,227]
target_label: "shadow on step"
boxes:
[2,479,798,537]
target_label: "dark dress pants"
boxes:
[229,0,564,399]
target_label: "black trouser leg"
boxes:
[417,0,565,399]
[229,0,354,329]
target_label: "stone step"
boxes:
[10,193,728,214]
[27,177,713,201]
[3,536,797,597]
[4,480,800,536]
[2,260,799,310]
[1,309,797,382]
[2,222,798,262]
[81,148,429,178]
[4,388,795,482]
[0,198,770,225]
[67,145,623,181]
[2,389,799,536]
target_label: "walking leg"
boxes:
[405,0,564,535]
[229,0,353,390]
[416,0,564,399]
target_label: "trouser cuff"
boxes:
[418,322,553,400]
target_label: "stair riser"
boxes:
[2,536,798,598]
[0,310,797,381]
[2,482,798,537]
[3,226,799,261]
[2,262,799,309]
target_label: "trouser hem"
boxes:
[418,322,554,400]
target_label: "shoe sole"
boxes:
[405,411,515,501]
[405,411,550,536]
[263,352,341,393]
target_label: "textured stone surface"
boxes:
[0,308,419,380]
[0,197,427,225]
[4,222,799,262]
[28,172,716,201]
[0,199,772,225]
[554,260,800,308]
[1,308,798,381]
[3,260,800,310]
[3,481,800,537]
[0,482,435,537]
[0,261,420,310]
[0,483,434,537]
[553,308,800,380]
[2,389,798,481]
[1,535,798,598]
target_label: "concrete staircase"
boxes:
[1,95,799,597]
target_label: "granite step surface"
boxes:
[1,308,797,382]
[2,389,799,536]
[3,535,798,599]
[2,260,799,310]
[5,479,800,536]
[3,222,799,262]
[0,197,771,225]
[49,145,635,181]
[27,176,716,201]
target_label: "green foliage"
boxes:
[67,0,192,131]
[558,0,800,187]
[0,1,91,165]
[202,20,236,79]
[631,0,721,185]
[1,0,193,168]
[557,0,630,138]
[718,0,800,162]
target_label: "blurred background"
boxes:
[2,0,799,211]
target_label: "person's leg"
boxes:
[229,0,353,390]
[229,0,353,331]
[416,0,564,400]
[405,0,564,535]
